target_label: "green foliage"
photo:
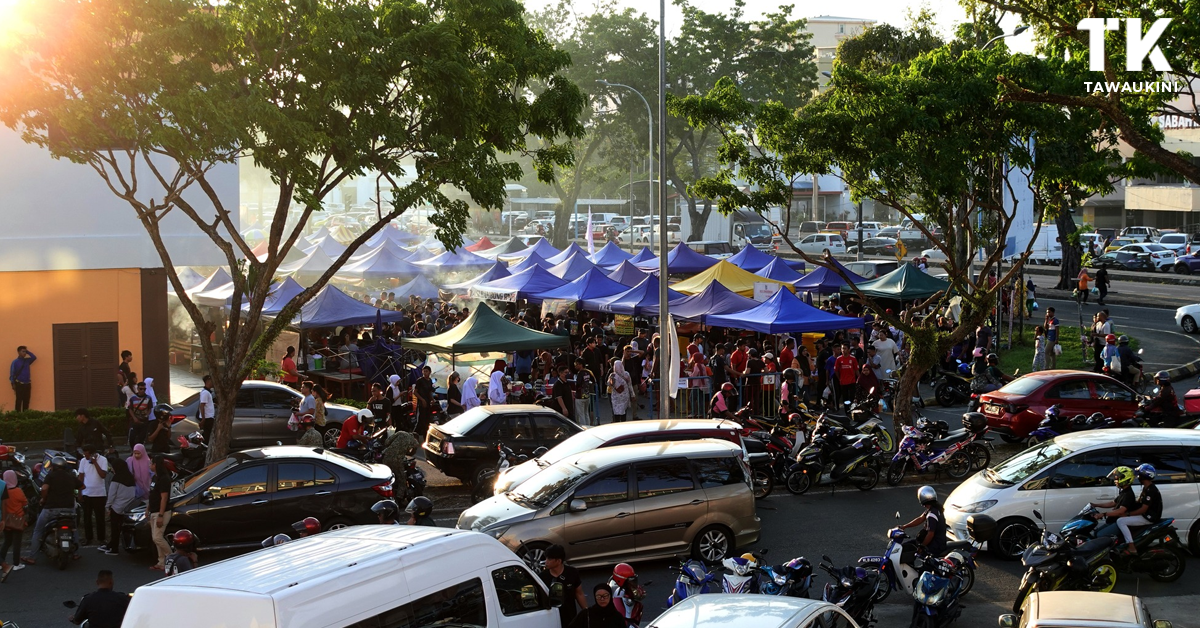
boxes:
[333,398,367,409]
[0,408,127,443]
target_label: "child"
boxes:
[1032,325,1046,372]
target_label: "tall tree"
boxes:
[0,0,583,460]
[673,43,1127,427]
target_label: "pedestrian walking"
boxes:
[78,444,109,547]
[197,375,216,443]
[1077,268,1092,304]
[1095,264,1110,305]
[1,469,28,580]
[8,345,36,412]
[462,376,482,411]
[148,456,173,571]
[1032,325,1047,372]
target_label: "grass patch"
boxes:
[997,324,1138,375]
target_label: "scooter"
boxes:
[472,444,541,504]
[910,553,968,628]
[401,456,426,503]
[39,506,81,570]
[162,432,208,479]
[0,443,40,515]
[1059,504,1186,583]
[1025,406,1117,448]
[785,417,884,495]
[719,553,761,593]
[819,554,879,627]
[757,556,814,598]
[609,564,649,628]
[932,365,972,408]
[1012,509,1117,614]
[886,414,992,486]
[666,559,719,607]
[858,512,986,604]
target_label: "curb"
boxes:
[1167,357,1200,383]
[1034,287,1189,309]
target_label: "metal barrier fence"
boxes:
[643,372,786,420]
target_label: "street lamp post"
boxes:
[657,0,669,418]
[597,80,654,255]
[982,24,1028,50]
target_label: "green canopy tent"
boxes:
[839,263,951,301]
[402,303,570,357]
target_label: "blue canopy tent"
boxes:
[546,242,588,265]
[259,277,306,316]
[581,275,683,315]
[351,238,413,261]
[628,246,657,264]
[404,247,437,263]
[533,267,629,303]
[393,275,442,300]
[706,288,865,334]
[184,267,233,297]
[303,235,348,258]
[726,246,778,272]
[794,259,867,295]
[415,248,494,273]
[440,262,511,295]
[278,248,335,285]
[276,284,407,329]
[548,252,596,282]
[755,257,805,284]
[589,241,634,268]
[499,238,560,262]
[336,246,424,282]
[365,226,421,247]
[167,267,206,294]
[607,260,650,287]
[635,242,718,275]
[470,265,567,303]
[641,280,759,324]
[478,237,528,259]
[508,251,555,274]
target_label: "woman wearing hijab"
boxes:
[462,376,482,411]
[568,583,624,628]
[488,370,508,405]
[385,374,408,430]
[609,357,632,423]
[142,377,158,405]
[101,452,138,555]
[1,469,29,580]
[491,359,507,376]
[127,444,152,500]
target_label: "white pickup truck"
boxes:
[899,215,941,245]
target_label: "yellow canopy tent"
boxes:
[670,260,795,297]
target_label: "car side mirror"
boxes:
[998,614,1018,628]
[822,554,834,564]
[63,600,78,609]
[568,499,588,513]
[200,490,214,504]
[1032,509,1043,521]
[533,447,548,457]
[1152,621,1173,628]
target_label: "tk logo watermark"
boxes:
[1078,18,1179,93]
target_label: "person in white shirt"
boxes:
[77,444,109,547]
[198,375,216,443]
[872,331,899,376]
[298,381,317,416]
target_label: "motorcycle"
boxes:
[757,556,815,598]
[400,456,426,503]
[785,416,884,495]
[818,554,879,627]
[910,553,968,628]
[886,414,992,486]
[39,505,81,570]
[802,395,894,453]
[1012,509,1117,614]
[1059,504,1186,583]
[472,444,542,504]
[932,364,973,408]
[666,559,719,607]
[162,432,208,479]
[858,512,987,604]
[0,443,40,515]
[1025,405,1117,448]
[609,565,648,628]
[718,553,762,593]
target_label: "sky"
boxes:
[521,0,1038,53]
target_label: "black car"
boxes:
[1089,250,1153,271]
[128,446,394,550]
[848,238,898,256]
[171,381,357,450]
[423,405,583,485]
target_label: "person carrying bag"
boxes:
[1,470,29,580]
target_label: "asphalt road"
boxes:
[1035,297,1200,373]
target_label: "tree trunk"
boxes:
[208,374,243,464]
[552,200,573,248]
[1056,210,1081,290]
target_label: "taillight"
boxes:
[170,414,188,424]
[372,481,394,498]
[443,441,455,456]
[60,525,70,530]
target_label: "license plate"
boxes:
[984,405,999,416]
[61,541,71,548]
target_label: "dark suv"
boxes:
[171,381,357,450]
[423,405,583,485]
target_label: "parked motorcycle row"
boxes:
[1024,400,1188,449]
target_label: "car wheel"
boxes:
[321,425,342,449]
[518,542,550,570]
[324,517,353,531]
[1000,433,1024,444]
[1183,316,1198,335]
[692,525,733,562]
[1177,263,1192,275]
[992,517,1035,560]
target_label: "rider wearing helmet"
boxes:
[609,562,644,625]
[897,486,947,556]
[262,533,292,548]
[781,368,801,406]
[973,353,1012,394]
[291,517,321,538]
[406,496,436,527]
[1115,335,1141,386]
[1113,464,1163,555]
[1090,466,1139,539]
[1101,334,1120,375]
[165,529,198,575]
[147,402,176,454]
[710,382,738,421]
[296,413,324,447]
[336,408,372,449]
[372,499,401,525]
[1146,371,1181,427]
[28,455,82,563]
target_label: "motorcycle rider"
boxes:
[27,455,81,564]
[709,382,738,421]
[1089,466,1139,540]
[1145,371,1181,427]
[295,413,324,447]
[68,570,130,628]
[1116,464,1162,555]
[1116,336,1141,386]
[164,529,198,575]
[372,499,401,525]
[336,408,372,449]
[75,408,113,454]
[609,562,644,628]
[896,486,948,557]
[1100,334,1120,376]
[406,496,437,526]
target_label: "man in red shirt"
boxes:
[336,409,367,449]
[779,337,796,371]
[729,339,749,376]
[833,344,860,407]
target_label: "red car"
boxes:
[979,370,1140,440]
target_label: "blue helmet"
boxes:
[1134,463,1156,480]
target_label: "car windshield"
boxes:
[511,461,592,507]
[1161,235,1184,243]
[179,457,238,496]
[746,224,772,237]
[985,440,1075,485]
[541,431,607,465]
[995,377,1046,396]
[438,407,493,435]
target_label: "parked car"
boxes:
[945,428,1200,559]
[796,233,846,256]
[1120,226,1159,243]
[121,526,561,628]
[845,260,900,279]
[423,405,584,485]
[1118,243,1176,271]
[128,446,394,550]
[921,247,949,261]
[1096,227,1117,243]
[1156,232,1189,253]
[1089,251,1154,271]
[798,221,825,236]
[824,221,853,240]
[686,240,734,258]
[1001,591,1174,628]
[639,224,682,245]
[877,226,901,240]
[847,237,898,256]
[457,439,761,568]
[1175,304,1200,334]
[1105,237,1138,253]
[853,222,883,241]
[646,594,863,628]
[493,419,744,495]
[172,381,357,450]
[979,370,1141,441]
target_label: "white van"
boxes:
[1026,224,1062,264]
[120,526,561,628]
[944,429,1200,560]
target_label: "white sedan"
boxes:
[1119,243,1176,271]
[1176,303,1200,334]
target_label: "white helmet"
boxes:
[355,408,375,423]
